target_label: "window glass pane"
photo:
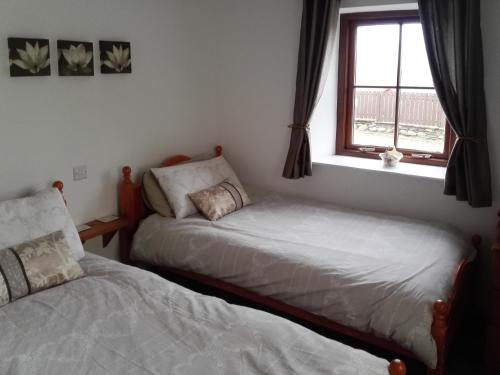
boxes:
[400,23,434,87]
[397,89,446,153]
[355,24,400,86]
[352,88,396,147]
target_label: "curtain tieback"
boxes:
[288,123,310,130]
[457,136,485,143]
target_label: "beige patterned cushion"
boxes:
[0,188,85,260]
[0,231,84,307]
[189,181,251,221]
[152,156,242,219]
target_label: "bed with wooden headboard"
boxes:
[0,178,411,375]
[118,145,484,375]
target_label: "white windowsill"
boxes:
[313,155,446,181]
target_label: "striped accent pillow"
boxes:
[0,231,84,308]
[189,181,251,221]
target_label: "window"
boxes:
[336,11,454,166]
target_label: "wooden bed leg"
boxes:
[428,300,449,375]
[389,359,406,375]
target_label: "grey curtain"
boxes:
[418,0,492,207]
[282,0,339,179]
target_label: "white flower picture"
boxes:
[100,41,132,74]
[8,38,51,77]
[57,40,94,76]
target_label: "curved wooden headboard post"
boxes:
[162,145,223,167]
[52,181,66,205]
[119,166,142,264]
[215,145,223,157]
[389,359,406,375]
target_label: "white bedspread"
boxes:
[131,188,473,369]
[0,254,390,375]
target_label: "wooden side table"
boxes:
[78,217,128,248]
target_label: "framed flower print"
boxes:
[99,41,131,74]
[8,37,51,77]
[57,40,94,76]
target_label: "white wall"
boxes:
[0,0,498,266]
[0,0,221,258]
[216,0,499,253]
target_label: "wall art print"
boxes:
[8,37,50,77]
[99,41,131,74]
[57,40,94,76]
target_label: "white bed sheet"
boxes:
[0,253,391,375]
[132,187,473,368]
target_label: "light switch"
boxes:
[73,165,87,181]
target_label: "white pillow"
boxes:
[152,156,242,219]
[0,188,85,260]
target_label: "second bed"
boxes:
[120,150,478,375]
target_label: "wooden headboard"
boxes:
[119,145,223,263]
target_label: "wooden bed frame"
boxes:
[118,146,481,375]
[50,179,407,375]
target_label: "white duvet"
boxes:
[0,254,391,375]
[132,187,473,369]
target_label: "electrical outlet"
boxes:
[73,165,87,181]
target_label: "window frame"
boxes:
[336,11,455,167]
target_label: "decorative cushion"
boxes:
[141,171,173,217]
[0,188,84,260]
[0,231,84,307]
[141,152,216,217]
[151,156,242,219]
[189,181,251,221]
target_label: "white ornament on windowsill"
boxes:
[379,146,403,167]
